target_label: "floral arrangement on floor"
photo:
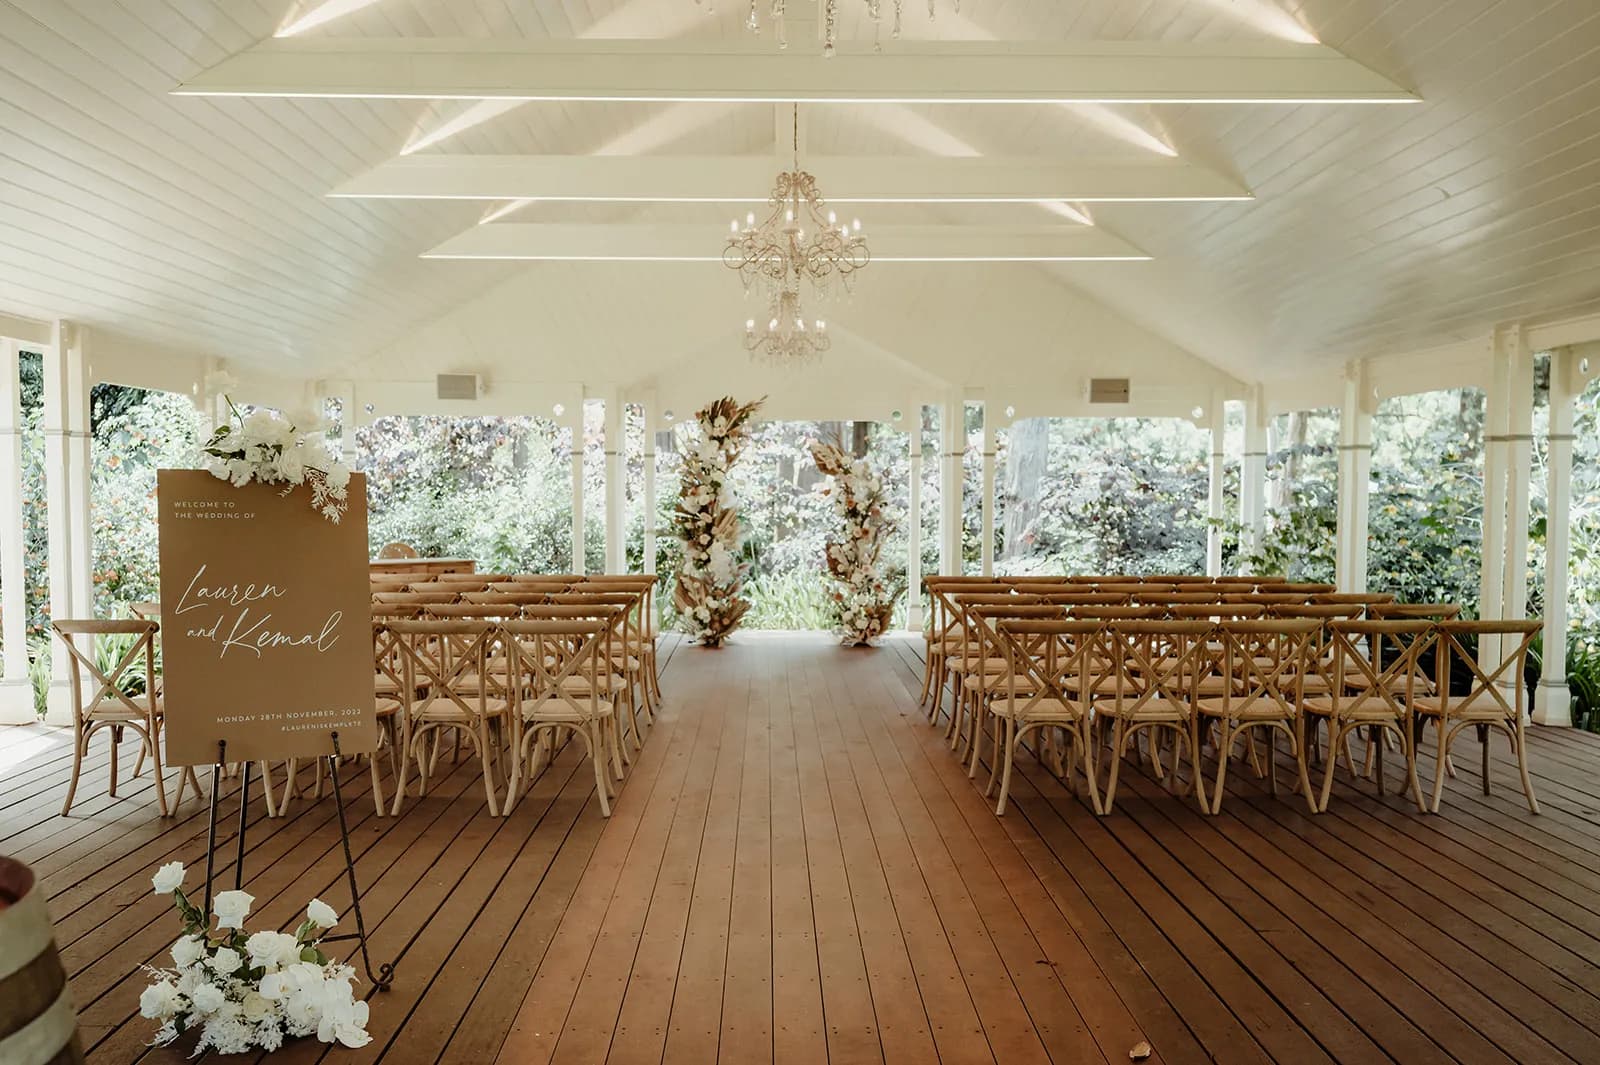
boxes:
[673,395,765,647]
[199,397,353,523]
[811,440,899,645]
[138,861,371,1055]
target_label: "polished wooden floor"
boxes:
[7,632,1600,1064]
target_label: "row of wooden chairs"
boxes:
[919,578,1539,819]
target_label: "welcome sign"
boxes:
[156,470,377,766]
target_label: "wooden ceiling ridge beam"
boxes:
[420,223,1151,261]
[175,38,1417,104]
[330,154,1252,203]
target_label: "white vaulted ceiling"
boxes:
[2,0,1599,398]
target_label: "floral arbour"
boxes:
[811,439,899,645]
[673,395,765,646]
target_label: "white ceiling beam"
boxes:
[330,154,1250,203]
[174,38,1415,104]
[0,311,53,346]
[421,224,1150,262]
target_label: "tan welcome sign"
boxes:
[156,470,377,766]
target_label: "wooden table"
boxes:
[369,557,477,578]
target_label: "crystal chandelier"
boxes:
[723,0,964,57]
[745,285,831,365]
[725,106,869,303]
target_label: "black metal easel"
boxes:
[198,733,395,991]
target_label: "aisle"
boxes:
[8,633,1600,1064]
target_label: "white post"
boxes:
[569,404,586,575]
[1478,331,1512,679]
[1498,328,1535,701]
[980,404,996,577]
[65,328,93,619]
[1205,390,1225,578]
[1334,362,1374,592]
[1239,385,1268,570]
[906,402,923,629]
[641,397,657,577]
[603,394,625,574]
[939,394,963,576]
[0,340,31,721]
[1534,346,1579,725]
[41,321,88,723]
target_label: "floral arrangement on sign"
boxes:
[673,395,766,646]
[138,861,371,1055]
[811,439,899,645]
[199,398,353,523]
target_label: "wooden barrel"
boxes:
[0,857,84,1065]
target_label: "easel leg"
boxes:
[202,739,226,919]
[324,731,395,991]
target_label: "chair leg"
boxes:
[995,719,1019,815]
[984,716,1003,799]
[1101,720,1126,816]
[589,725,612,817]
[109,726,121,798]
[1513,725,1540,814]
[61,727,88,817]
[1477,723,1492,796]
[1318,724,1344,813]
[147,725,172,818]
[967,705,985,779]
[1207,724,1233,816]
[917,648,935,708]
[1401,722,1426,813]
[1429,722,1456,813]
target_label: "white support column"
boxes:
[603,394,625,574]
[980,404,996,577]
[641,397,657,577]
[1478,331,1512,681]
[906,402,923,630]
[1534,345,1580,725]
[41,322,89,723]
[569,405,586,575]
[938,394,963,576]
[1501,327,1534,624]
[1334,361,1374,592]
[1205,390,1225,578]
[0,340,31,721]
[1239,384,1268,570]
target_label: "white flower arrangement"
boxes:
[139,861,371,1056]
[672,395,765,646]
[199,397,353,523]
[811,441,900,646]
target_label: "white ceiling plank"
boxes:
[330,153,1251,203]
[422,223,1152,261]
[173,37,1417,104]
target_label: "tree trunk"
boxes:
[1000,417,1049,562]
[1270,410,1307,514]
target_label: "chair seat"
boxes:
[989,695,1092,722]
[521,699,616,723]
[1099,695,1189,723]
[410,698,511,723]
[949,656,1009,675]
[1410,692,1515,721]
[1302,695,1405,721]
[1194,695,1293,721]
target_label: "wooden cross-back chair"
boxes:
[961,603,1069,774]
[1301,620,1433,813]
[946,592,1041,746]
[1034,591,1132,607]
[578,577,661,700]
[546,591,650,728]
[462,591,551,607]
[501,619,624,817]
[1193,619,1319,815]
[411,578,493,594]
[521,602,638,749]
[386,620,510,815]
[988,619,1106,815]
[1168,603,1267,621]
[1098,620,1215,814]
[52,619,200,817]
[1415,619,1541,814]
[1369,602,1462,621]
[920,581,1010,718]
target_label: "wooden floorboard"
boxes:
[6,631,1600,1064]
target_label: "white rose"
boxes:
[246,930,302,971]
[258,971,290,1001]
[306,898,339,929]
[208,946,244,975]
[190,982,227,1015]
[151,861,185,895]
[241,990,274,1022]
[326,464,351,490]
[171,934,205,969]
[212,889,254,930]
[139,980,182,1020]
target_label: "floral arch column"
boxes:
[673,396,764,646]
